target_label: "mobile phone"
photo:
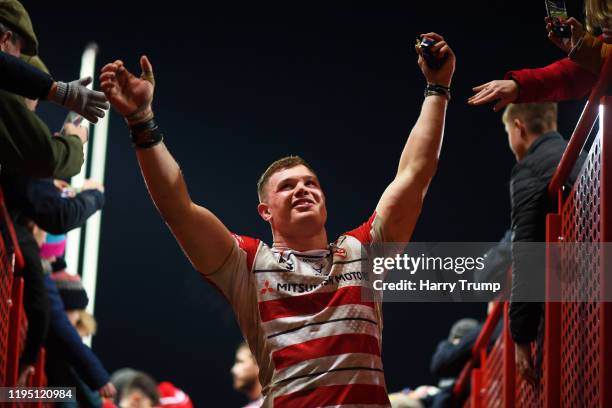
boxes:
[63,111,85,127]
[416,36,445,69]
[545,0,571,38]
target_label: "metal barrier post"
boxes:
[600,96,612,408]
[502,302,515,408]
[544,213,561,407]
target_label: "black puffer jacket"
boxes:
[509,131,584,343]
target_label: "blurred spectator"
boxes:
[110,368,139,405]
[119,372,160,408]
[13,220,49,386]
[43,256,115,407]
[389,386,439,408]
[158,381,193,408]
[232,342,263,408]
[111,369,193,408]
[429,315,501,408]
[76,310,97,338]
[469,0,610,109]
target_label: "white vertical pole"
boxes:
[65,43,98,276]
[81,106,109,347]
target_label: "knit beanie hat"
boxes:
[448,318,479,342]
[50,271,88,310]
[157,382,193,408]
[40,233,67,259]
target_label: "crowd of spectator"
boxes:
[0,0,609,406]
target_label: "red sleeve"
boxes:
[232,234,260,272]
[505,57,597,103]
[344,212,377,244]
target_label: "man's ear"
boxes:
[257,202,272,222]
[0,31,11,49]
[513,118,528,140]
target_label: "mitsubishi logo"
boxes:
[260,280,274,295]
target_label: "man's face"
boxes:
[119,390,154,408]
[259,165,327,238]
[0,31,21,57]
[231,347,259,392]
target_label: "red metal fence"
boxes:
[455,51,612,407]
[0,188,47,407]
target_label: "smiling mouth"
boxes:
[292,199,315,208]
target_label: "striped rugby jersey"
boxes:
[206,213,390,407]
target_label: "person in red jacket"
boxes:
[468,1,610,110]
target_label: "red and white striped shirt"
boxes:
[206,213,390,408]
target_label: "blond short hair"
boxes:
[256,155,316,201]
[502,103,558,135]
[76,310,97,337]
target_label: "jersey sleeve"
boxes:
[343,211,385,244]
[201,234,261,307]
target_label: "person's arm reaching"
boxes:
[0,90,87,178]
[99,56,234,275]
[375,33,455,242]
[468,17,598,109]
[0,51,110,122]
[24,178,105,234]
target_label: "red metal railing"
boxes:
[0,188,47,403]
[454,56,611,407]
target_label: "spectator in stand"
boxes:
[76,309,97,338]
[157,382,193,408]
[2,54,105,387]
[40,239,115,407]
[118,372,160,408]
[0,50,109,123]
[0,0,91,179]
[498,103,584,384]
[231,342,263,408]
[388,386,439,408]
[468,0,610,109]
[110,368,139,405]
[110,369,193,408]
[429,318,483,407]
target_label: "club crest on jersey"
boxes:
[333,247,347,257]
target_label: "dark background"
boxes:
[23,1,586,406]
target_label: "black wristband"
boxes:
[424,83,451,100]
[129,118,164,149]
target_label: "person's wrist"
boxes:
[125,106,154,126]
[426,76,451,88]
[129,117,163,148]
[424,83,451,100]
[46,82,58,101]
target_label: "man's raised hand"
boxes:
[99,56,155,125]
[416,32,455,88]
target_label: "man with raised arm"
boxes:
[100,32,455,408]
